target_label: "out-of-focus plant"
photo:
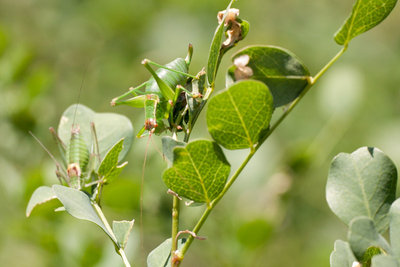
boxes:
[326,147,400,267]
[27,104,134,266]
[27,0,399,266]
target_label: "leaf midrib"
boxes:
[227,90,252,148]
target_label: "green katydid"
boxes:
[111,44,205,137]
[30,121,101,191]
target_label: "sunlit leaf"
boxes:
[163,140,230,205]
[348,216,390,259]
[52,185,116,243]
[147,238,186,267]
[330,240,357,267]
[229,45,310,107]
[113,219,134,249]
[207,80,273,150]
[58,104,133,161]
[326,147,397,233]
[335,0,398,46]
[26,186,57,217]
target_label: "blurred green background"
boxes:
[1,0,399,266]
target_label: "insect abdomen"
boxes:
[66,127,89,174]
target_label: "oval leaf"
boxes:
[147,238,186,267]
[348,216,390,260]
[52,185,116,243]
[330,240,357,267]
[58,104,133,161]
[335,0,398,46]
[230,45,310,107]
[326,147,397,233]
[207,80,273,150]
[162,140,230,205]
[26,186,57,217]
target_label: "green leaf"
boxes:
[98,138,127,182]
[26,186,57,217]
[162,136,185,166]
[326,147,397,233]
[58,104,133,161]
[330,240,357,267]
[52,185,116,243]
[335,0,398,46]
[207,80,273,150]
[348,216,390,260]
[371,255,399,267]
[113,219,134,250]
[147,238,186,267]
[207,0,235,85]
[163,140,230,205]
[390,199,400,257]
[363,247,383,266]
[230,45,310,107]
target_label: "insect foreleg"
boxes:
[144,94,159,132]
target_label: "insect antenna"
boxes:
[139,134,152,263]
[72,67,88,128]
[29,131,66,184]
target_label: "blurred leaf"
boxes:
[163,140,230,205]
[10,46,35,83]
[52,185,116,243]
[371,255,399,267]
[112,219,134,249]
[26,65,53,98]
[390,199,400,257]
[230,45,310,107]
[330,240,357,267]
[162,136,185,166]
[147,238,186,267]
[236,218,273,249]
[26,186,57,217]
[57,104,134,161]
[207,80,273,150]
[348,216,390,260]
[335,0,398,46]
[207,0,234,85]
[326,147,397,233]
[98,138,127,182]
